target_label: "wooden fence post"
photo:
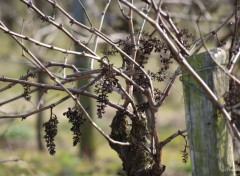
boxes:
[182,48,235,176]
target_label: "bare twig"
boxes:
[40,0,151,79]
[228,48,240,72]
[91,0,112,69]
[0,96,70,119]
[0,23,99,60]
[0,76,134,117]
[196,16,240,141]
[227,0,240,72]
[156,67,181,108]
[0,88,38,106]
[0,158,21,164]
[0,61,77,93]
[190,11,235,54]
[193,0,212,20]
[159,129,187,148]
[76,0,93,27]
[3,25,130,146]
[120,0,240,141]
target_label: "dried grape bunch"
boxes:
[95,61,119,118]
[178,28,196,50]
[179,133,189,164]
[43,111,59,155]
[20,70,38,101]
[138,32,173,82]
[22,83,31,101]
[154,88,163,104]
[63,107,86,146]
[95,82,109,118]
[133,68,150,89]
[138,31,168,67]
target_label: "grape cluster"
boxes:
[133,68,150,89]
[138,32,169,67]
[43,113,59,155]
[23,84,31,101]
[180,134,189,164]
[21,70,37,101]
[154,88,163,104]
[178,28,196,50]
[95,63,119,118]
[94,82,109,118]
[63,107,85,146]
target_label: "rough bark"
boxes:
[109,110,165,176]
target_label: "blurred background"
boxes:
[0,0,237,175]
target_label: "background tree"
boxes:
[71,0,95,160]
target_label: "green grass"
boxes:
[0,62,190,176]
[0,137,122,176]
[0,111,191,176]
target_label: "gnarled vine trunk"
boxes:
[109,110,165,176]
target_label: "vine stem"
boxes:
[119,0,240,141]
[0,24,98,59]
[1,22,130,146]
